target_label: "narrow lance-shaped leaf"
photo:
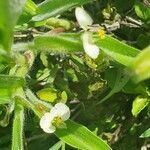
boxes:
[48,141,62,150]
[134,1,150,21]
[55,120,111,150]
[12,104,24,150]
[34,33,140,67]
[34,33,83,53]
[94,34,140,67]
[17,0,37,24]
[140,128,150,138]
[24,0,37,15]
[32,0,93,21]
[0,0,26,51]
[130,46,150,83]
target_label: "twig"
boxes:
[125,16,143,26]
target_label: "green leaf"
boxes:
[135,1,150,21]
[140,128,150,138]
[34,33,140,67]
[36,88,58,103]
[48,141,62,150]
[0,89,11,104]
[97,67,130,104]
[24,0,37,15]
[131,96,149,117]
[60,91,68,103]
[55,120,111,150]
[0,75,25,104]
[32,0,93,21]
[0,0,26,51]
[130,46,150,83]
[0,75,25,89]
[17,0,37,24]
[12,104,24,150]
[94,35,140,67]
[123,80,147,95]
[34,33,83,53]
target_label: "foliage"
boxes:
[0,0,150,150]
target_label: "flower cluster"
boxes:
[40,103,70,133]
[75,7,100,59]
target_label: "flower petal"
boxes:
[83,43,100,59]
[51,103,70,121]
[40,112,56,133]
[40,113,51,130]
[42,124,56,133]
[75,7,93,30]
[82,32,100,59]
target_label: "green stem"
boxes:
[61,142,65,150]
[15,95,42,118]
[12,104,24,150]
[25,89,52,117]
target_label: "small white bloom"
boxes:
[75,7,93,30]
[83,43,100,59]
[40,113,56,133]
[40,103,70,133]
[82,32,100,59]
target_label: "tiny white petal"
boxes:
[40,112,56,133]
[75,7,93,30]
[51,103,70,121]
[40,113,51,130]
[43,124,56,133]
[82,32,100,59]
[83,43,100,59]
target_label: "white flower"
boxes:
[40,103,70,133]
[75,7,99,59]
[75,7,93,30]
[82,32,100,59]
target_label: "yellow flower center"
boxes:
[98,28,106,39]
[52,116,63,127]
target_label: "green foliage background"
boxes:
[0,0,150,150]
